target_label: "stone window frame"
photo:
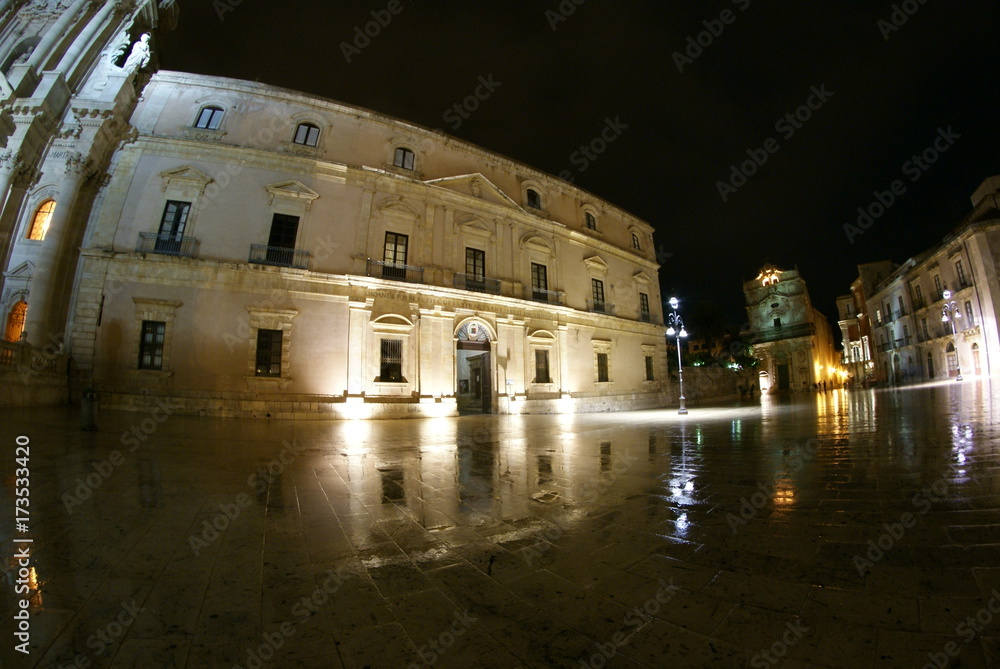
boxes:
[527,329,558,388]
[183,100,229,141]
[20,187,59,243]
[369,314,416,391]
[519,233,556,300]
[281,112,329,156]
[385,137,422,177]
[130,298,182,377]
[245,307,297,390]
[520,179,547,215]
[156,166,214,240]
[642,344,658,384]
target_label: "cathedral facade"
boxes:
[0,1,668,418]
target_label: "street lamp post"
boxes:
[941,288,963,381]
[666,297,688,415]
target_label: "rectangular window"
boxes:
[914,285,923,306]
[293,123,320,147]
[964,301,974,326]
[644,355,654,381]
[380,339,403,382]
[585,212,596,230]
[773,317,781,328]
[933,275,942,298]
[922,318,929,338]
[138,320,165,370]
[875,309,881,325]
[531,263,548,300]
[383,232,408,280]
[591,278,605,306]
[393,147,415,170]
[194,107,223,130]
[255,329,282,377]
[596,352,609,383]
[956,260,968,286]
[264,214,300,265]
[897,296,905,316]
[534,350,550,383]
[155,200,190,253]
[466,247,485,292]
[639,292,650,321]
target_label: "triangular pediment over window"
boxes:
[425,173,521,209]
[266,181,320,209]
[160,165,213,193]
[3,261,34,280]
[584,255,609,275]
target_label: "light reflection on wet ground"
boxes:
[2,380,1000,667]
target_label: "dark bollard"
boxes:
[81,386,98,431]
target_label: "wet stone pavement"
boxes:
[2,381,1000,668]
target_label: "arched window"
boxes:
[27,200,55,240]
[526,188,541,209]
[5,301,26,342]
[293,122,320,147]
[584,212,597,230]
[631,232,641,250]
[194,106,224,130]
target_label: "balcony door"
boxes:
[466,248,486,292]
[267,214,299,265]
[156,200,190,254]
[383,232,408,280]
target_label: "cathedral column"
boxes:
[55,0,118,78]
[25,0,90,72]
[23,151,92,348]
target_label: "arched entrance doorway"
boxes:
[456,320,493,414]
[946,342,959,377]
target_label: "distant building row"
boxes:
[838,177,1000,385]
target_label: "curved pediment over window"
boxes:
[371,313,415,334]
[520,233,552,253]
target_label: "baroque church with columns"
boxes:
[0,0,669,418]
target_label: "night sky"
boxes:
[158,0,1000,332]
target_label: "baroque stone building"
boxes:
[0,1,667,417]
[743,265,839,393]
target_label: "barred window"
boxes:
[255,329,283,377]
[380,339,403,382]
[645,355,654,381]
[139,321,165,370]
[596,352,609,383]
[535,350,551,383]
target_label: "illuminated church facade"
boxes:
[0,1,668,417]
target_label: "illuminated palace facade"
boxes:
[845,177,1000,385]
[0,2,667,418]
[743,265,839,393]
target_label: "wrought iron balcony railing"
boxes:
[454,273,501,295]
[587,300,615,315]
[136,232,198,257]
[248,244,309,269]
[367,259,424,283]
[527,287,563,305]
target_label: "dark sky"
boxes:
[158,0,1000,332]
